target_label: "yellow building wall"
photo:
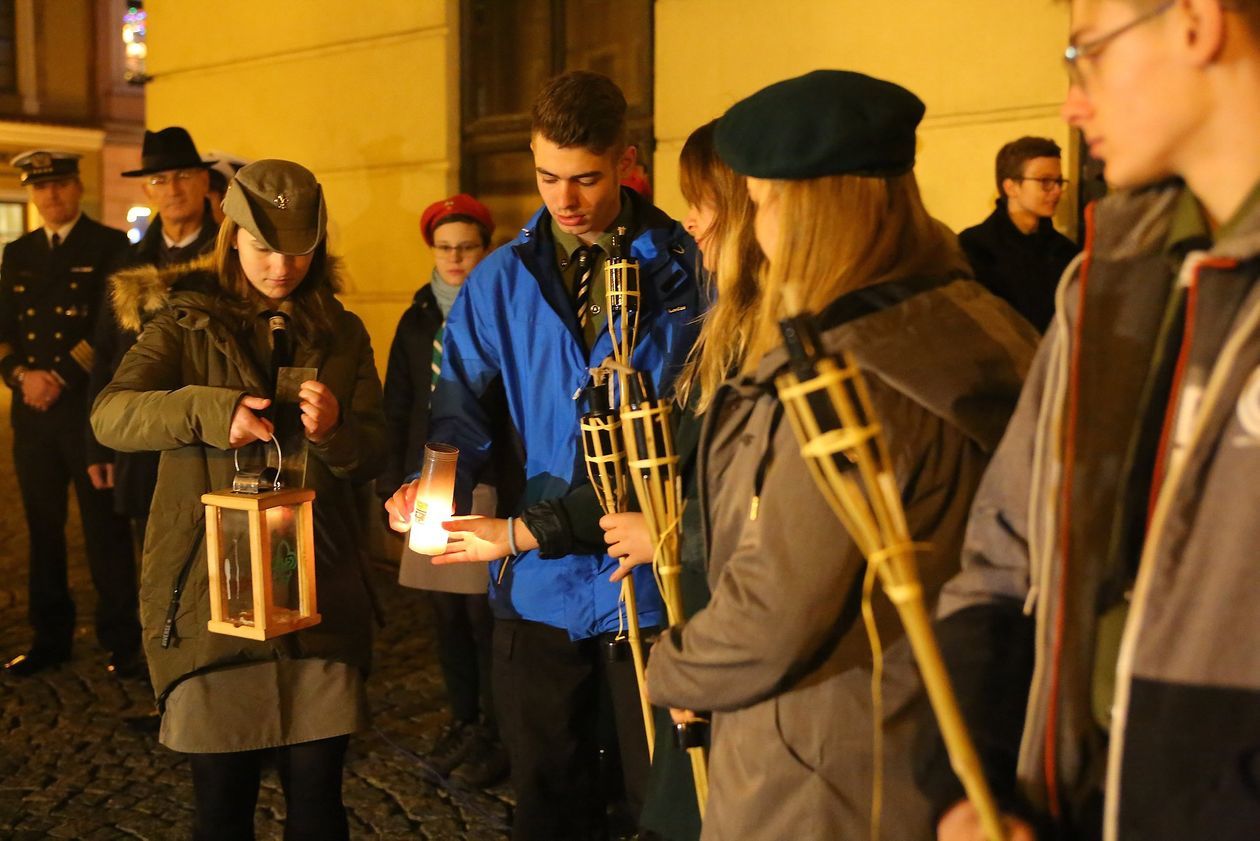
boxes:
[653,0,1076,237]
[144,0,460,369]
[146,1,1074,371]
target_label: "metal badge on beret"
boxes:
[10,150,82,185]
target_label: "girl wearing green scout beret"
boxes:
[644,70,1037,840]
[92,159,386,841]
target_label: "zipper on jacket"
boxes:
[1043,200,1098,820]
[161,532,205,649]
[1102,251,1239,841]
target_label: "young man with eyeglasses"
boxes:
[959,136,1080,332]
[381,194,513,788]
[86,127,220,586]
[930,1,1260,840]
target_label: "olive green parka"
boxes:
[91,257,387,704]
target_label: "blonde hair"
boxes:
[741,172,966,373]
[213,218,342,341]
[675,121,765,410]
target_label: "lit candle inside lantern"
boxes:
[409,443,459,555]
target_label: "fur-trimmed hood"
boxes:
[109,254,217,333]
[109,254,347,333]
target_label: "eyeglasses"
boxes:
[1015,176,1070,192]
[147,169,202,188]
[1063,0,1173,89]
[433,243,484,258]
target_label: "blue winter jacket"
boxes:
[430,191,702,640]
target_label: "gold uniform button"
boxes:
[25,308,34,316]
[53,355,61,362]
[69,281,77,289]
[54,306,63,314]
[54,331,62,339]
[26,332,34,340]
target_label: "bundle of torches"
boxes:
[580,229,709,815]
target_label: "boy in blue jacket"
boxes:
[388,70,700,839]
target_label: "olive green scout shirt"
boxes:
[551,199,636,349]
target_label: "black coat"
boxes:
[381,284,444,493]
[958,200,1079,333]
[86,204,218,517]
[0,214,129,410]
[381,283,523,511]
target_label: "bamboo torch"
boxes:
[773,312,1005,841]
[583,229,654,757]
[621,372,710,817]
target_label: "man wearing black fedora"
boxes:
[87,126,220,551]
[0,150,140,678]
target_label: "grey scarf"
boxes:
[430,269,460,318]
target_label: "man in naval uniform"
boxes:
[0,150,140,678]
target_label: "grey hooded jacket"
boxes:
[648,271,1036,841]
[938,179,1260,841]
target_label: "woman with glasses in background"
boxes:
[381,194,511,788]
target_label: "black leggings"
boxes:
[188,735,350,841]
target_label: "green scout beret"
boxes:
[223,159,327,256]
[716,69,925,179]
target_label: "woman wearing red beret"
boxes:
[381,193,512,786]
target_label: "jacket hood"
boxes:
[110,253,348,333]
[1089,177,1260,263]
[110,254,218,332]
[755,274,1037,453]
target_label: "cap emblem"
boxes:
[273,193,290,210]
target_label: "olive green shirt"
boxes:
[551,199,636,348]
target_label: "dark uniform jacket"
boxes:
[959,199,1079,333]
[0,214,129,414]
[87,204,218,516]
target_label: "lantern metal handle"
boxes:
[232,436,284,493]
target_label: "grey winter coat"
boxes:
[648,272,1036,841]
[91,257,386,703]
[938,179,1260,841]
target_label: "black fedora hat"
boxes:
[122,127,216,178]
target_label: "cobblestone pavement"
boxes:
[0,390,512,839]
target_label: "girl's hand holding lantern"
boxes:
[228,396,274,447]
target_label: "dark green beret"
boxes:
[715,69,925,180]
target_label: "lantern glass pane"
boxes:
[265,505,301,621]
[216,507,255,625]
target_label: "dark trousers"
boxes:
[493,618,652,841]
[188,735,351,841]
[12,399,138,656]
[429,590,495,727]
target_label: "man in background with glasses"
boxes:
[959,136,1079,332]
[931,1,1260,839]
[86,127,219,608]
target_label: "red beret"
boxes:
[420,194,495,247]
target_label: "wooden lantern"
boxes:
[202,444,320,640]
